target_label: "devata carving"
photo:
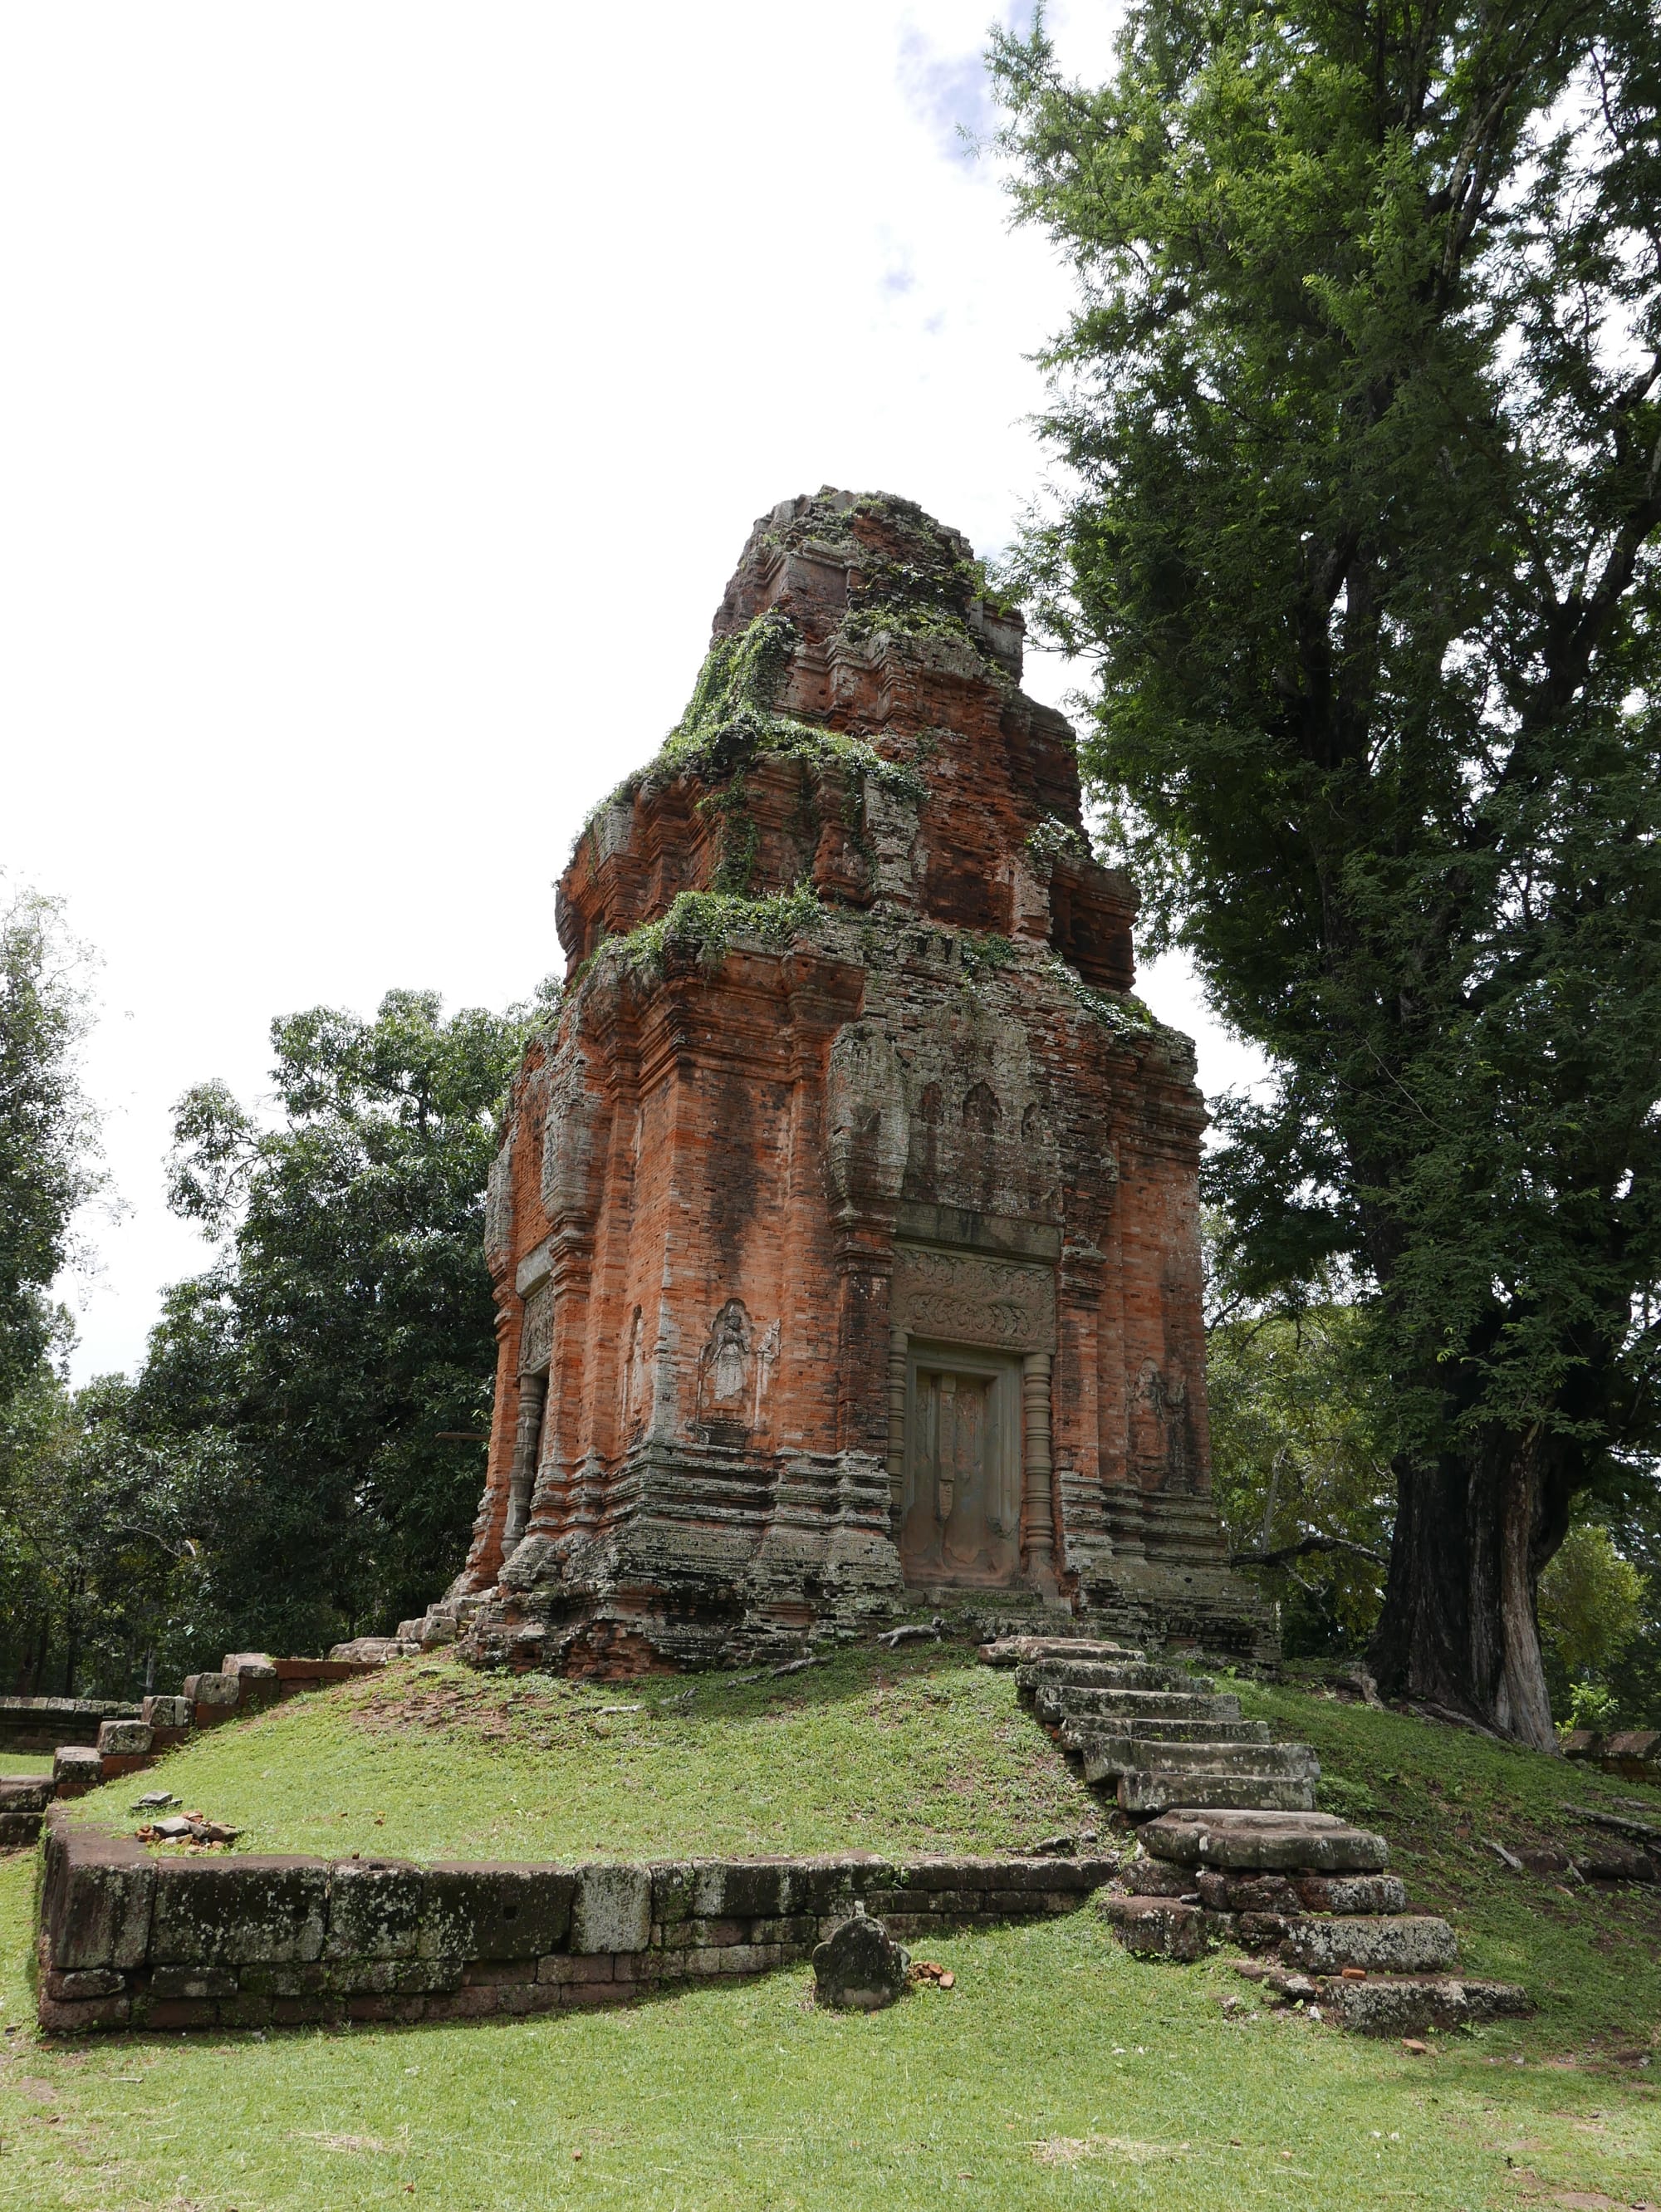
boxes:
[409,490,1272,1673]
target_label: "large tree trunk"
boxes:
[1369,1430,1563,1750]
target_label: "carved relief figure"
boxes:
[695,1298,754,1432]
[620,1305,647,1439]
[752,1319,781,1426]
[1130,1358,1188,1482]
[963,1081,1002,1132]
[519,1283,554,1377]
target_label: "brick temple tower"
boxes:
[410,492,1273,1673]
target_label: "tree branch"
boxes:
[1229,1532,1389,1570]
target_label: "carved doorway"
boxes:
[900,1342,1022,1587]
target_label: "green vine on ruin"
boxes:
[572,611,924,864]
[580,883,824,994]
[1050,959,1158,1039]
[1026,815,1092,869]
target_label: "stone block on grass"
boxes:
[1281,1915,1458,1975]
[181,1671,239,1708]
[811,1912,909,2010]
[41,1816,154,1970]
[571,1864,652,1954]
[1097,1892,1206,1962]
[52,1745,103,1796]
[150,1856,327,1965]
[325,1858,425,1960]
[420,1864,575,1961]
[96,1719,154,1759]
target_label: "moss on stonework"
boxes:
[584,882,824,989]
[1026,815,1092,867]
[1051,960,1158,1038]
[958,932,1020,985]
[573,611,925,864]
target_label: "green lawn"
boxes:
[0,1643,1655,2211]
[57,1643,1102,1865]
[0,1753,52,1776]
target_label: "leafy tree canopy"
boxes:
[0,883,101,1404]
[132,988,531,1659]
[992,1,1661,1743]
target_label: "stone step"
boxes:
[0,1775,52,1814]
[1051,1714,1271,1748]
[1034,1685,1244,1724]
[1319,1974,1531,2037]
[1116,1771,1319,1816]
[980,1636,1138,1669]
[1187,1869,1408,1917]
[1281,1915,1458,1975]
[1099,1893,1206,1960]
[1017,1660,1213,1695]
[1073,1732,1315,1778]
[1141,1808,1390,1873]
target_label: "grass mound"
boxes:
[2,1643,1657,2210]
[61,1641,1099,1865]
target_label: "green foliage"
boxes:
[579,613,925,861]
[588,883,823,989]
[1538,1521,1645,1684]
[0,1361,215,1697]
[1206,1287,1394,1654]
[127,988,528,1661]
[1049,959,1157,1039]
[991,2,1661,1728]
[1565,1678,1623,1734]
[1024,813,1090,868]
[956,931,1018,988]
[0,883,101,1405]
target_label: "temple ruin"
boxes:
[411,491,1273,1674]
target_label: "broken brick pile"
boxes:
[35,1812,1114,2035]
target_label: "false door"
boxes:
[899,1344,1022,1586]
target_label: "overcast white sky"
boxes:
[3,1,1263,1382]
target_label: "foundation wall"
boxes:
[37,1812,1115,2034]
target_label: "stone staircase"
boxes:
[992,1636,1320,1815]
[983,1634,1530,2036]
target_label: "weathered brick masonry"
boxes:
[37,1808,1114,2034]
[413,491,1273,1674]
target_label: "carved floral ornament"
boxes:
[890,1243,1056,1356]
[518,1283,554,1376]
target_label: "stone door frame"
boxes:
[884,1212,1061,1590]
[898,1338,1024,1588]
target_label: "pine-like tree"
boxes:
[992,2,1661,1743]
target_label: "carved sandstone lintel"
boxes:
[519,1283,554,1377]
[890,1243,1056,1357]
